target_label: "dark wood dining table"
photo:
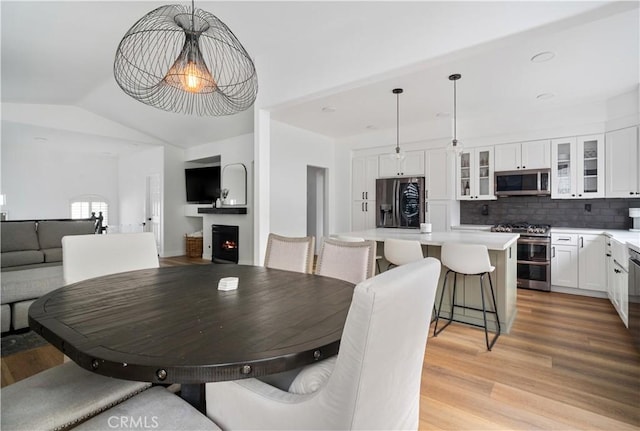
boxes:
[28,264,355,411]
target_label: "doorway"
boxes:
[145,173,162,254]
[307,166,329,254]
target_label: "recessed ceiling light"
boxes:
[436,112,451,118]
[531,51,555,63]
[321,106,336,113]
[536,93,555,100]
[33,136,48,142]
[365,125,377,130]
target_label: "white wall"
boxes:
[184,134,254,263]
[270,121,335,237]
[1,133,119,221]
[164,144,194,257]
[606,86,640,131]
[117,146,163,241]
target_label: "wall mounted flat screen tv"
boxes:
[185,166,220,204]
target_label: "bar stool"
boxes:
[384,238,424,269]
[384,238,438,322]
[433,243,501,350]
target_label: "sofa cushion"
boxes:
[1,222,39,252]
[37,220,95,250]
[42,248,63,263]
[1,250,45,268]
[1,304,10,332]
[12,299,36,330]
[1,266,64,304]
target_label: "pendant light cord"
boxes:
[396,92,400,152]
[191,0,195,31]
[453,78,457,142]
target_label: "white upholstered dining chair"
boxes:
[264,233,315,274]
[205,257,442,430]
[1,232,160,431]
[315,237,376,284]
[62,232,159,285]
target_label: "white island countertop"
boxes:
[335,228,519,251]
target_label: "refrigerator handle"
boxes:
[393,180,399,227]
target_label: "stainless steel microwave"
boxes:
[495,169,551,196]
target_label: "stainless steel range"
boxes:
[491,222,551,291]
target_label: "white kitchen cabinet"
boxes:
[494,140,550,171]
[613,260,629,327]
[352,156,378,201]
[426,200,460,232]
[608,238,629,327]
[605,126,639,198]
[577,234,606,292]
[606,239,616,308]
[456,147,495,200]
[351,155,378,230]
[378,150,424,177]
[551,232,606,294]
[426,148,455,200]
[551,134,605,199]
[351,200,376,231]
[551,233,579,288]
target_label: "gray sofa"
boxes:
[1,220,96,332]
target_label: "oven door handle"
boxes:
[518,237,551,245]
[552,246,555,258]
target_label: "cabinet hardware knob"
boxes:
[630,192,635,195]
[522,166,526,169]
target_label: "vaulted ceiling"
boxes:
[2,1,638,154]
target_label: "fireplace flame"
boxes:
[222,240,237,250]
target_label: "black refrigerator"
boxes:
[375,177,426,228]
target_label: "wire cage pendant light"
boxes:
[447,73,463,153]
[390,88,405,161]
[114,0,257,116]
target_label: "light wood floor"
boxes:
[2,257,638,430]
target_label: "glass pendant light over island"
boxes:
[447,73,463,154]
[389,88,405,161]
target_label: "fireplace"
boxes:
[212,225,239,264]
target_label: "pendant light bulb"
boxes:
[448,74,463,154]
[390,88,405,161]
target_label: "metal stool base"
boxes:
[433,269,501,351]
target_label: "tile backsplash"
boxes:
[460,197,640,230]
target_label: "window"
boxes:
[70,198,109,226]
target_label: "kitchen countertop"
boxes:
[335,228,519,251]
[450,224,493,231]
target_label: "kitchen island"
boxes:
[336,228,519,334]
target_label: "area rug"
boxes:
[1,331,49,357]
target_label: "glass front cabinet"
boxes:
[456,147,496,200]
[551,134,604,199]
